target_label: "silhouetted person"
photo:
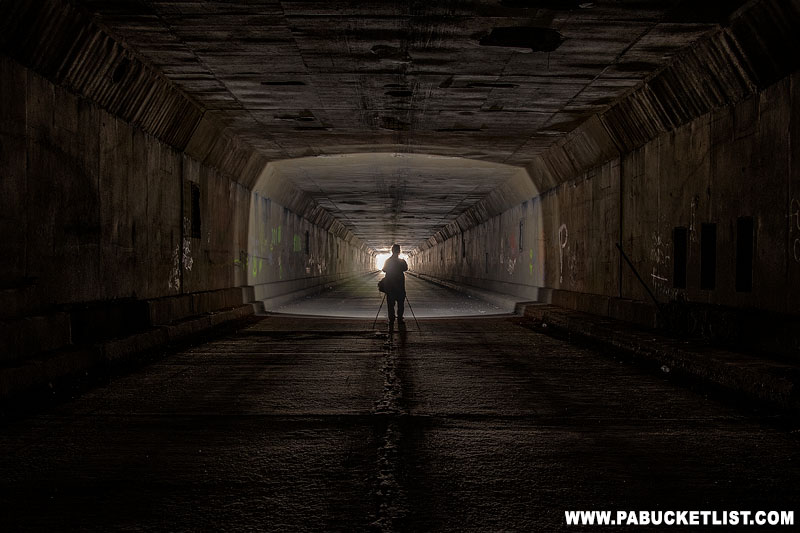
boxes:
[382,244,408,326]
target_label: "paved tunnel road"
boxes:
[273,272,505,318]
[1,309,799,530]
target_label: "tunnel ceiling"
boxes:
[78,0,745,164]
[75,0,748,251]
[266,153,528,252]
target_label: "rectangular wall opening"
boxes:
[519,220,524,251]
[736,216,754,292]
[305,230,310,254]
[673,227,687,289]
[700,223,717,290]
[485,252,489,274]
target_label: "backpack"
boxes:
[377,278,386,293]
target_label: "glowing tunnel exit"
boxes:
[375,252,407,271]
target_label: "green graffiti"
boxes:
[252,259,258,277]
[234,250,249,268]
[293,234,302,252]
[529,249,534,276]
[271,225,283,247]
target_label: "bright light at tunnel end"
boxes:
[375,252,407,270]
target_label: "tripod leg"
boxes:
[405,296,421,331]
[372,294,386,329]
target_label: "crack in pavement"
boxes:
[371,331,408,532]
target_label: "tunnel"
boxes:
[1,0,799,530]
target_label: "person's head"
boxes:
[391,244,401,255]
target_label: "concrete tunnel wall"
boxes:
[409,172,546,303]
[0,54,373,373]
[409,0,800,343]
[412,75,800,312]
[410,68,800,340]
[246,187,374,303]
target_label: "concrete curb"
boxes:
[521,304,800,412]
[407,272,525,313]
[0,305,254,406]
[261,271,382,312]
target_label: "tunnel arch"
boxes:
[245,152,548,313]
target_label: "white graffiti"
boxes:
[558,224,568,283]
[650,232,667,264]
[690,195,699,242]
[182,237,193,271]
[180,217,194,271]
[168,244,181,291]
[651,272,668,282]
[649,232,670,285]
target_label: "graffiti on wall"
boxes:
[506,232,518,275]
[529,249,534,277]
[649,232,668,284]
[233,250,249,270]
[182,237,193,271]
[181,216,194,272]
[240,192,375,282]
[169,244,181,291]
[272,226,281,249]
[167,219,195,292]
[507,256,516,275]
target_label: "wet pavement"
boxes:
[1,284,799,531]
[272,272,505,318]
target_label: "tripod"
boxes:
[405,295,421,331]
[372,293,420,332]
[372,294,386,330]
